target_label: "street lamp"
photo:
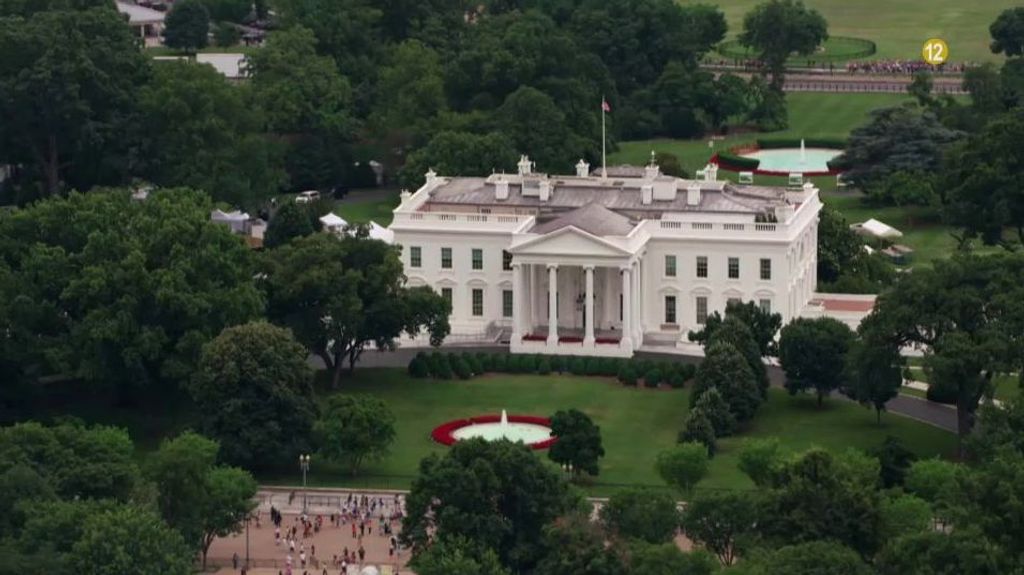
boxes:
[299,454,311,514]
[244,511,251,572]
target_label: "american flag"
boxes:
[601,99,611,113]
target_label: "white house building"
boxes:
[388,156,821,357]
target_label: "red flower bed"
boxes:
[559,336,583,344]
[522,334,546,342]
[431,414,556,450]
[595,337,620,345]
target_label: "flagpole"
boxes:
[601,97,607,180]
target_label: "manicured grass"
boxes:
[681,0,1007,62]
[335,189,401,226]
[904,365,1020,402]
[146,46,258,57]
[281,368,956,495]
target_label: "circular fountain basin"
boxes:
[431,413,556,449]
[740,148,842,174]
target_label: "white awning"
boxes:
[367,221,394,244]
[116,2,165,25]
[320,213,348,228]
[851,218,902,239]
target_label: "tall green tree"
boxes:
[600,488,679,544]
[189,321,317,469]
[411,535,511,575]
[370,40,446,154]
[746,541,873,575]
[71,506,192,575]
[496,86,584,174]
[547,408,605,479]
[163,0,210,53]
[876,528,1002,575]
[402,439,576,572]
[689,299,782,357]
[842,340,903,423]
[680,490,760,566]
[263,233,450,387]
[535,512,625,575]
[691,342,762,422]
[706,316,770,396]
[263,201,322,248]
[990,7,1024,57]
[0,6,149,198]
[739,0,827,89]
[655,443,710,496]
[779,317,855,407]
[314,394,396,475]
[138,62,286,208]
[400,131,518,188]
[0,188,263,394]
[146,431,257,568]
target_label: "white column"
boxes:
[511,263,523,341]
[547,265,559,345]
[620,266,633,349]
[584,266,595,347]
[631,261,641,344]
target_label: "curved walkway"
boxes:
[336,346,959,433]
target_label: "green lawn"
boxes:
[272,368,956,496]
[681,0,1007,62]
[145,46,257,57]
[904,365,1020,402]
[335,189,401,226]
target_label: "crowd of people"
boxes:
[845,59,969,75]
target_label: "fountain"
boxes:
[500,409,509,432]
[799,138,807,166]
[432,410,556,449]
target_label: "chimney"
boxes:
[687,184,701,206]
[539,180,551,202]
[641,184,653,205]
[775,203,795,222]
[399,188,411,203]
[517,155,532,176]
[425,168,437,185]
[575,159,590,177]
[495,178,509,200]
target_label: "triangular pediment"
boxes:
[509,226,632,257]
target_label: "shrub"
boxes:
[678,363,697,382]
[620,366,638,387]
[679,409,717,455]
[570,357,587,376]
[523,354,539,373]
[585,357,602,376]
[694,388,736,437]
[462,352,481,375]
[644,368,662,388]
[432,353,453,380]
[601,358,621,377]
[925,379,957,405]
[617,361,630,382]
[737,438,781,487]
[537,356,552,375]
[551,355,566,373]
[656,443,710,496]
[668,372,685,388]
[408,354,430,378]
[491,353,507,373]
[505,354,521,373]
[716,151,760,171]
[476,352,493,373]
[451,354,472,380]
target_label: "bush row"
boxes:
[756,137,847,150]
[408,352,697,388]
[715,151,760,170]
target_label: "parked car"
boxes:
[295,190,320,204]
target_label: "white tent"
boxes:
[320,213,348,232]
[211,209,250,233]
[851,218,903,239]
[367,221,394,244]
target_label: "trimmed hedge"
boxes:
[756,137,847,150]
[716,151,760,170]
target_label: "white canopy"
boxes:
[367,221,394,244]
[852,218,903,239]
[211,209,249,222]
[116,1,165,25]
[320,213,348,229]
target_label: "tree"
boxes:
[655,443,709,496]
[400,131,519,189]
[264,201,321,248]
[947,454,1024,567]
[200,0,251,22]
[878,493,932,540]
[164,0,210,53]
[737,437,782,487]
[535,513,625,575]
[779,317,855,407]
[876,528,1003,575]
[679,409,716,454]
[146,432,257,568]
[832,104,962,195]
[547,409,605,479]
[654,152,684,177]
[71,505,192,575]
[412,535,510,575]
[870,436,916,488]
[990,7,1024,57]
[739,0,827,89]
[600,488,679,544]
[273,0,383,82]
[496,86,583,174]
[816,206,865,285]
[137,62,286,208]
[314,394,396,475]
[189,321,316,469]
[904,459,959,507]
[264,233,450,387]
[692,388,736,437]
[746,75,788,131]
[624,541,718,575]
[689,299,782,357]
[680,490,760,566]
[908,71,936,108]
[858,254,1024,444]
[370,40,446,153]
[0,6,148,197]
[402,439,575,572]
[747,541,873,575]
[705,316,770,396]
[759,449,882,557]
[842,340,902,423]
[942,110,1024,248]
[691,342,762,422]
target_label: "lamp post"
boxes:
[299,454,311,514]
[244,512,250,572]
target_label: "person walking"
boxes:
[233,552,239,570]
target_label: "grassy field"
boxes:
[682,0,1008,63]
[271,368,957,496]
[335,189,401,226]
[904,365,1021,402]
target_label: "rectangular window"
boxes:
[502,290,513,318]
[696,256,708,278]
[759,298,771,314]
[502,250,513,271]
[696,296,708,325]
[665,255,677,277]
[472,288,483,316]
[409,246,421,268]
[760,258,772,280]
[472,248,483,270]
[441,247,452,269]
[728,257,740,279]
[441,287,452,307]
[665,295,677,324]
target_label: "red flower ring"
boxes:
[431,414,556,450]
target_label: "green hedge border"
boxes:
[717,36,877,63]
[716,151,760,170]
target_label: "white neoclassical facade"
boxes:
[389,156,821,357]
